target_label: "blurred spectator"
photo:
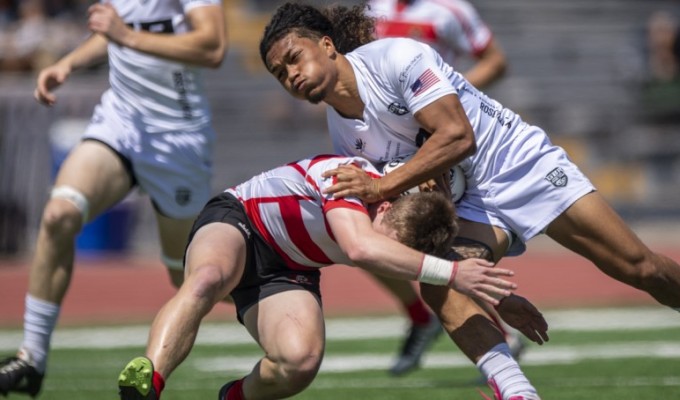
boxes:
[0,0,17,28]
[0,0,86,72]
[642,9,680,121]
[647,10,680,82]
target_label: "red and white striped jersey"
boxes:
[368,0,492,66]
[225,155,381,270]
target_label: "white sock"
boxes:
[477,343,538,399]
[20,294,60,374]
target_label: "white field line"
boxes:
[0,307,678,352]
[191,341,680,374]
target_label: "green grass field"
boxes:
[3,308,680,399]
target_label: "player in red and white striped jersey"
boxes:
[117,154,546,400]
[368,0,506,89]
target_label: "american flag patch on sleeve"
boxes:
[410,69,440,97]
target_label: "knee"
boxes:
[41,200,83,239]
[184,266,226,303]
[272,344,323,394]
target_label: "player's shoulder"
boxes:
[355,38,430,60]
[351,38,438,80]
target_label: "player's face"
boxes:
[266,33,337,104]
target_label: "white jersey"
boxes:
[367,0,492,65]
[328,38,595,255]
[104,0,219,133]
[225,155,381,269]
[329,38,521,175]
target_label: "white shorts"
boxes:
[82,90,215,219]
[456,124,595,256]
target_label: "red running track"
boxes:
[0,244,673,327]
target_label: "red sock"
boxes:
[225,378,245,400]
[406,299,431,326]
[152,371,165,399]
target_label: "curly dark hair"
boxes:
[260,1,376,66]
[383,192,458,258]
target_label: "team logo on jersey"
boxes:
[354,138,366,152]
[410,69,440,97]
[175,187,192,205]
[545,167,568,187]
[399,53,423,83]
[387,102,409,115]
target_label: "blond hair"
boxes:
[382,192,457,257]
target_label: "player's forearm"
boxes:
[379,126,472,198]
[347,233,423,281]
[464,41,507,89]
[119,7,227,69]
[58,34,109,71]
[463,58,506,88]
[122,29,226,67]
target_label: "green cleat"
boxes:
[118,357,157,400]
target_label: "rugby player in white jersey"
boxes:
[0,1,226,397]
[259,3,680,399]
[115,154,546,400]
[366,0,510,375]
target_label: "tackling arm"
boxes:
[326,206,516,305]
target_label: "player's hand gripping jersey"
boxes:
[225,155,380,269]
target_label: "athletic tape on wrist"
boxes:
[418,254,455,286]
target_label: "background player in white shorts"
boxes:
[260,3,680,399]
[115,154,546,400]
[366,0,510,375]
[0,0,227,397]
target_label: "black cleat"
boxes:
[389,316,443,376]
[0,353,44,398]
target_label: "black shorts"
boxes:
[186,192,322,323]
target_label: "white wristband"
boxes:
[418,254,457,286]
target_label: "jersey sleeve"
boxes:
[306,156,381,214]
[436,0,492,57]
[181,0,222,12]
[386,39,458,114]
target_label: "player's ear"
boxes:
[320,36,337,57]
[376,200,392,215]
